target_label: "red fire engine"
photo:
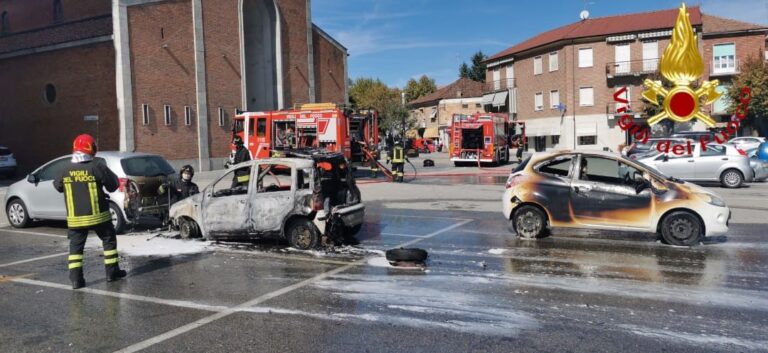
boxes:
[231,103,379,166]
[449,113,510,166]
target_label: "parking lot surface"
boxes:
[2,156,768,352]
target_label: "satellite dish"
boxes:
[580,10,590,20]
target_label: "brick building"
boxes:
[483,6,768,152]
[407,77,484,146]
[0,0,348,173]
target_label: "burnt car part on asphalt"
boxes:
[385,247,429,267]
[503,151,731,246]
[169,152,365,250]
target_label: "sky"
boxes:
[311,0,768,88]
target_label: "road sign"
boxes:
[84,115,99,121]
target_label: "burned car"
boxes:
[169,153,365,249]
[503,151,730,246]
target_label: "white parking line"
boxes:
[380,232,427,238]
[0,252,69,268]
[111,218,473,353]
[0,229,67,238]
[371,213,472,221]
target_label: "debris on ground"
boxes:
[385,248,428,268]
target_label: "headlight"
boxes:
[699,193,726,207]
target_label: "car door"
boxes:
[201,165,252,236]
[694,145,727,181]
[531,155,576,226]
[248,162,295,233]
[652,152,695,179]
[26,157,70,218]
[571,155,651,229]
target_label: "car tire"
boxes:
[385,248,428,262]
[720,169,743,188]
[179,218,201,239]
[6,199,31,228]
[512,205,546,239]
[286,218,320,250]
[109,203,126,234]
[660,211,702,246]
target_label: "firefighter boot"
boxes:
[68,254,85,289]
[106,264,127,282]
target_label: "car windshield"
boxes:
[121,156,175,177]
[631,158,670,180]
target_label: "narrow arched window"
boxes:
[1,11,8,34]
[53,0,63,23]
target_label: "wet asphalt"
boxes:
[2,155,768,353]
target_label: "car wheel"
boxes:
[720,169,743,188]
[385,248,428,262]
[512,205,546,239]
[286,218,320,250]
[660,211,702,246]
[109,203,126,234]
[6,199,31,228]
[179,218,201,239]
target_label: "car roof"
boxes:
[230,158,315,169]
[531,149,625,161]
[96,151,160,158]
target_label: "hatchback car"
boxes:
[503,151,730,246]
[0,145,17,178]
[746,148,768,181]
[4,152,175,233]
[638,143,752,188]
[169,153,365,249]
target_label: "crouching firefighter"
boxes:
[53,134,126,289]
[387,140,407,182]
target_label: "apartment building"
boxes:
[407,77,484,145]
[483,6,768,152]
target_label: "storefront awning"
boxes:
[482,93,495,105]
[423,127,439,139]
[492,91,508,107]
[576,124,597,136]
[549,124,562,135]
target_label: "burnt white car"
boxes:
[169,155,365,249]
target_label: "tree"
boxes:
[727,55,768,136]
[404,75,437,103]
[458,51,487,82]
[348,77,414,135]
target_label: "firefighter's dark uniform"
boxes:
[159,178,199,205]
[231,144,251,188]
[53,159,121,285]
[369,143,379,178]
[388,144,406,182]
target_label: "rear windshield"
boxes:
[121,156,175,177]
[0,147,11,156]
[512,156,531,173]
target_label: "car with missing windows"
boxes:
[169,153,365,250]
[4,152,175,233]
[637,143,752,188]
[503,150,730,246]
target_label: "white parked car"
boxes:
[638,143,753,188]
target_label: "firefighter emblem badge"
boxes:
[642,3,721,127]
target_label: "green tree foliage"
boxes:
[404,75,437,103]
[459,51,487,82]
[349,77,414,134]
[727,56,768,135]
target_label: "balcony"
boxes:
[710,58,740,77]
[605,59,659,78]
[483,78,516,93]
[606,101,646,117]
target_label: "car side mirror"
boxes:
[27,174,38,184]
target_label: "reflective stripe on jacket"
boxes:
[53,160,119,229]
[392,147,405,163]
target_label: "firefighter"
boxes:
[231,135,251,188]
[387,139,407,182]
[368,138,378,178]
[158,165,199,206]
[53,134,126,289]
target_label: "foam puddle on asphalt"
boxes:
[83,233,214,257]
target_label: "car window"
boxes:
[298,168,312,189]
[536,156,573,177]
[37,157,71,181]
[256,164,293,193]
[212,166,250,197]
[579,156,641,186]
[121,156,175,177]
[701,145,725,157]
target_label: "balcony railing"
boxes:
[483,78,516,93]
[606,59,660,78]
[711,58,740,76]
[606,101,647,116]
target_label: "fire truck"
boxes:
[449,113,510,166]
[230,103,379,166]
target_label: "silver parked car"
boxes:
[169,154,365,249]
[4,152,175,233]
[746,148,768,182]
[727,136,766,151]
[638,143,753,188]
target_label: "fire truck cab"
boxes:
[449,113,510,166]
[231,103,379,167]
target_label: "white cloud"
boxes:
[701,0,768,25]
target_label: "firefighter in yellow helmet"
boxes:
[387,139,407,182]
[53,134,126,289]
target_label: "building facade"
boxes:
[484,7,768,152]
[0,0,347,173]
[407,77,484,146]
